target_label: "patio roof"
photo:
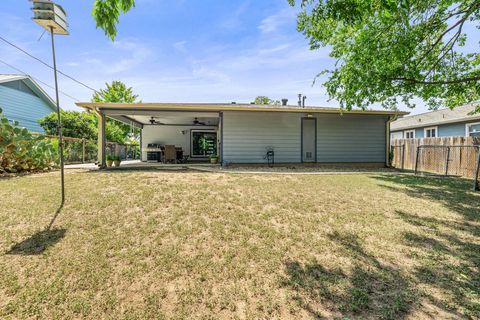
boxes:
[75,102,409,116]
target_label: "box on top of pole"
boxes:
[31,0,69,205]
[31,0,69,35]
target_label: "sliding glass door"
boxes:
[191,130,217,158]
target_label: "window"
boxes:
[424,127,438,138]
[191,130,217,158]
[391,132,403,140]
[404,130,415,139]
[466,123,480,137]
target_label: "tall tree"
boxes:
[254,96,281,105]
[92,80,139,103]
[92,81,141,142]
[92,0,135,40]
[289,0,480,111]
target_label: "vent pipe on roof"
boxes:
[298,94,302,107]
[302,96,307,108]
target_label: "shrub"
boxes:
[0,108,57,173]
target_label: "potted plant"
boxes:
[113,155,121,167]
[209,154,219,164]
[106,154,114,167]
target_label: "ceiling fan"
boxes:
[193,117,207,125]
[149,117,165,125]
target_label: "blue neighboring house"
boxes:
[0,74,57,133]
[391,103,480,140]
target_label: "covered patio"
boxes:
[76,103,223,168]
[76,102,407,168]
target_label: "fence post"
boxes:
[414,146,420,175]
[474,148,480,191]
[401,144,405,170]
[82,139,86,164]
[445,146,451,177]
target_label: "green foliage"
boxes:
[254,96,281,105]
[0,108,56,173]
[92,81,139,103]
[38,110,129,144]
[105,120,129,144]
[198,136,209,155]
[92,0,135,40]
[92,80,141,143]
[289,0,480,110]
[106,154,121,161]
[38,111,97,141]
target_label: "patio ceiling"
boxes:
[107,111,220,127]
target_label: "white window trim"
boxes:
[404,129,415,139]
[465,122,480,137]
[424,126,438,138]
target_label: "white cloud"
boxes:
[192,66,231,83]
[107,39,152,74]
[173,40,187,53]
[216,1,251,31]
[258,44,291,55]
[69,39,153,75]
[258,8,296,34]
[65,62,80,67]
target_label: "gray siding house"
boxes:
[76,102,406,167]
[391,104,480,140]
[0,74,57,133]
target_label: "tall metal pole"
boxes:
[50,27,65,205]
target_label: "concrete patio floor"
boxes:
[65,160,219,171]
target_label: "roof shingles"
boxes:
[391,104,480,131]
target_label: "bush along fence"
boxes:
[391,136,480,191]
[1,107,57,173]
[0,124,57,173]
[33,134,140,165]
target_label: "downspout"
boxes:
[385,114,398,167]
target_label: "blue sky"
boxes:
[0,1,476,114]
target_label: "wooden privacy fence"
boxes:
[391,137,480,181]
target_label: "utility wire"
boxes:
[0,35,99,94]
[0,58,81,102]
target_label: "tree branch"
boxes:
[423,22,465,78]
[388,76,480,85]
[416,2,479,67]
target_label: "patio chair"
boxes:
[163,145,177,164]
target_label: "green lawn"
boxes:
[0,170,478,319]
